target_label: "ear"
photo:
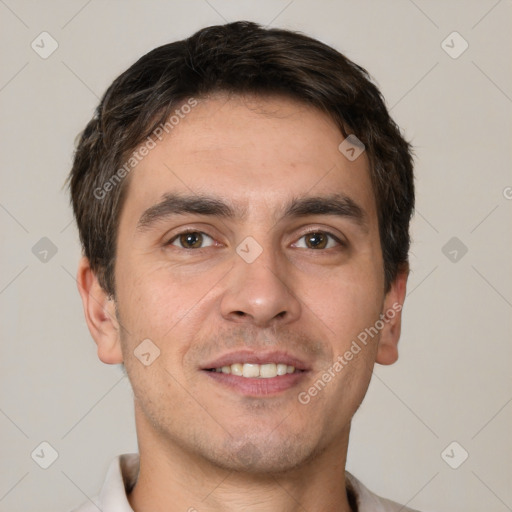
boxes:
[376,268,408,366]
[76,256,124,364]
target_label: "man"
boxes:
[69,20,416,512]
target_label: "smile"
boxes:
[207,363,299,378]
[202,350,310,396]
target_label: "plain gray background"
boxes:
[1,1,511,511]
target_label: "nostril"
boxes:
[234,311,246,317]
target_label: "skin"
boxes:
[77,93,408,512]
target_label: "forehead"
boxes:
[119,93,376,228]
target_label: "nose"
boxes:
[220,246,301,328]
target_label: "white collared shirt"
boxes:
[71,453,420,512]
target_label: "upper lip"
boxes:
[201,350,310,371]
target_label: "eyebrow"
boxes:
[136,193,236,231]
[136,192,367,232]
[282,194,367,230]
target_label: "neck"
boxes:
[128,404,354,512]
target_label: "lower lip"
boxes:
[203,370,308,396]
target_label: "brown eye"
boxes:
[170,231,214,249]
[305,232,328,249]
[293,231,340,250]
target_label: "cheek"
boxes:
[299,265,383,348]
[116,259,226,353]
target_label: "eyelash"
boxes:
[292,230,343,250]
[168,230,216,249]
[166,229,344,250]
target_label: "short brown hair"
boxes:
[68,20,414,296]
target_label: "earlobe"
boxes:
[376,269,408,366]
[76,257,124,365]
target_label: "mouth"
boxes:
[201,351,310,396]
[206,362,301,378]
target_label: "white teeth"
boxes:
[231,363,243,376]
[260,363,277,378]
[242,363,260,378]
[277,363,288,376]
[212,363,297,378]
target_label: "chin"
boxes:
[197,433,323,475]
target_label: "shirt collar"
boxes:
[97,453,139,511]
[95,453,415,512]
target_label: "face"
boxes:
[80,93,407,474]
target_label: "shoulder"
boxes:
[68,453,139,512]
[346,472,422,512]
